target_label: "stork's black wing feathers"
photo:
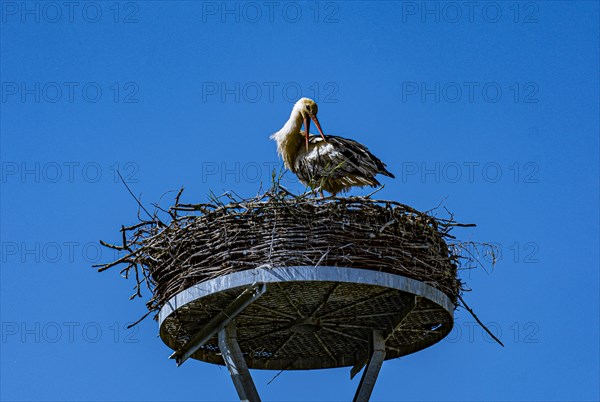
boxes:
[324,136,395,178]
[305,135,395,178]
[294,134,394,194]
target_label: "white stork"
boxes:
[270,98,394,195]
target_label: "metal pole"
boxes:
[219,323,262,402]
[353,330,386,402]
[351,297,416,381]
[169,283,266,366]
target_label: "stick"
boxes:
[458,294,504,347]
[116,169,164,227]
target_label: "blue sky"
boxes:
[1,1,598,401]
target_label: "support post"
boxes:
[353,330,386,402]
[351,296,417,380]
[170,283,266,366]
[219,323,262,402]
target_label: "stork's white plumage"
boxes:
[271,98,394,195]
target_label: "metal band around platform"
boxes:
[158,266,454,326]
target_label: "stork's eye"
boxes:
[306,105,310,110]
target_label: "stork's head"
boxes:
[294,98,326,149]
[295,97,319,117]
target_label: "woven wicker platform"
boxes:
[159,266,453,370]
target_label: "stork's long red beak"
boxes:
[303,113,310,152]
[303,113,327,152]
[310,114,326,140]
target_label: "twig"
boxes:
[266,360,296,385]
[458,294,504,347]
[365,184,385,198]
[126,310,153,329]
[116,169,164,227]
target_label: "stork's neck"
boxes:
[270,106,304,169]
[274,107,303,140]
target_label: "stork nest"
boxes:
[96,187,486,324]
